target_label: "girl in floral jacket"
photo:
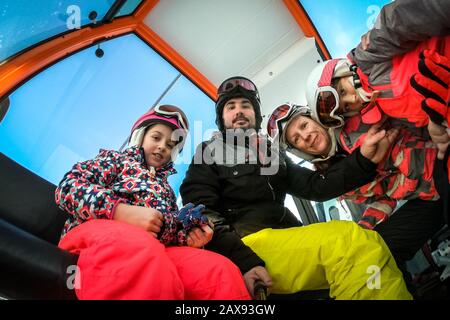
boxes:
[55,105,250,300]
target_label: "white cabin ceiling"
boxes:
[144,0,323,122]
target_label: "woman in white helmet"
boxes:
[267,103,445,288]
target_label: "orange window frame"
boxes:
[0,0,329,103]
[283,0,331,60]
[0,0,217,102]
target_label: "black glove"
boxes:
[410,49,450,126]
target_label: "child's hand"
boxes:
[186,224,213,248]
[174,203,212,247]
[113,203,163,237]
[428,120,450,160]
[360,30,371,50]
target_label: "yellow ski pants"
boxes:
[242,220,412,300]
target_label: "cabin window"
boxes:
[0,33,216,196]
[115,0,144,18]
[0,0,144,62]
[285,151,360,223]
[299,0,391,57]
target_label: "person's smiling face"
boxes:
[222,98,256,130]
[141,123,176,168]
[335,76,363,114]
[285,115,331,156]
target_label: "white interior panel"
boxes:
[145,0,323,122]
[145,0,306,83]
[255,37,323,125]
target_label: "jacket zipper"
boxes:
[267,177,276,201]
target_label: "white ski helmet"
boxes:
[305,59,356,128]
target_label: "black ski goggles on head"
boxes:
[218,77,259,99]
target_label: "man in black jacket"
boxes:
[180,76,411,299]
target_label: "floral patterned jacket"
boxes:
[55,147,177,238]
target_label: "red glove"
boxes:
[410,49,450,126]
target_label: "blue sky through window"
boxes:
[0,33,216,195]
[300,0,393,58]
[0,0,144,62]
[117,0,143,17]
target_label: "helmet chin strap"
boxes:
[348,64,372,104]
[349,64,362,90]
[311,128,338,163]
[128,126,146,148]
[128,125,182,162]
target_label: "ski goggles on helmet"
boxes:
[314,86,345,128]
[153,104,189,132]
[267,103,311,141]
[217,77,260,100]
[131,104,189,134]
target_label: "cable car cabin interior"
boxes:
[0,0,449,300]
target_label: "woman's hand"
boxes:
[360,122,399,164]
[113,203,163,237]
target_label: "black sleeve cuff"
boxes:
[355,147,377,172]
[205,226,265,274]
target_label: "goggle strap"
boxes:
[153,107,188,131]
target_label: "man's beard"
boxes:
[227,120,256,131]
